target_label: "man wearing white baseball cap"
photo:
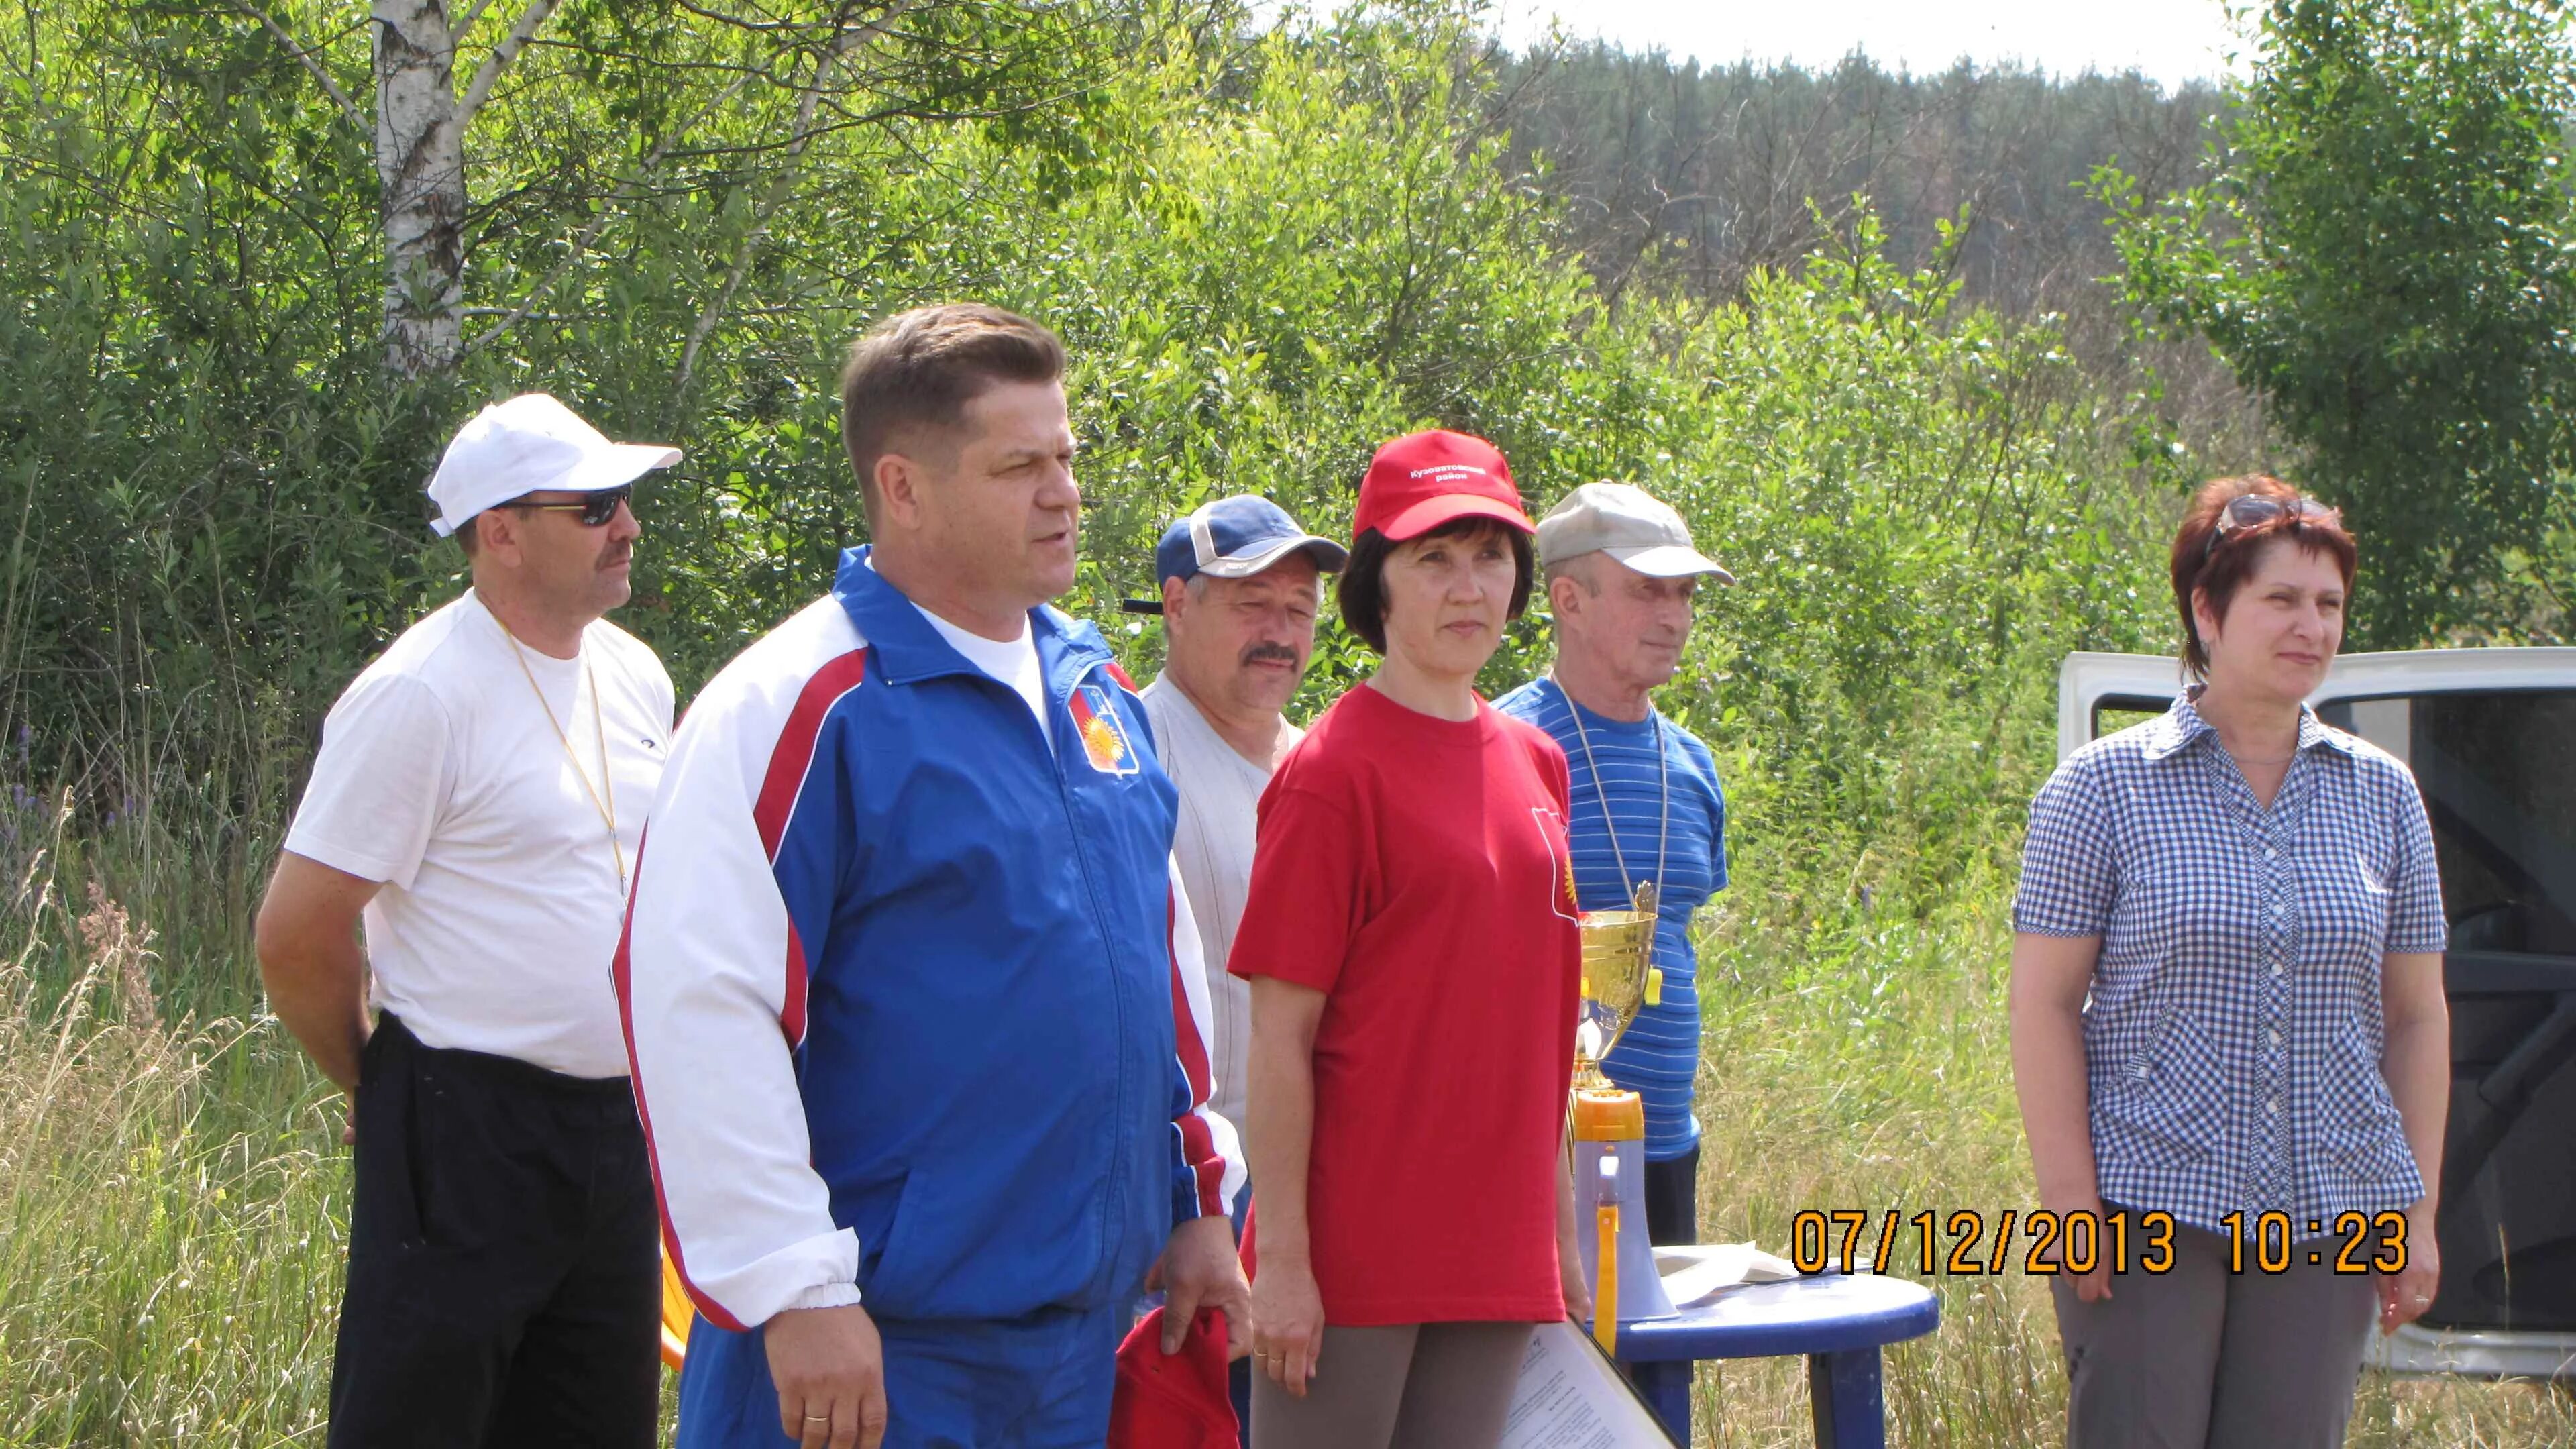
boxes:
[1497,482,1734,1247]
[256,392,680,1447]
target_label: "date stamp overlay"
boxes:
[1787,1208,2412,1277]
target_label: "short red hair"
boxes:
[2170,475,2358,680]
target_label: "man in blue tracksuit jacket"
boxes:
[619,304,1245,1449]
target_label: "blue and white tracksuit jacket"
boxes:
[616,549,1241,1438]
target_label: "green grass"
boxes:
[4,805,2572,1445]
[0,891,343,1443]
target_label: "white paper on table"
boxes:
[1500,1320,1678,1448]
[1652,1242,1799,1307]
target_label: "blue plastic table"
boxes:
[1614,1272,1941,1448]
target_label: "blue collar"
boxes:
[830,546,1113,695]
[2138,685,2355,763]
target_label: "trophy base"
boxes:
[1570,1084,1644,1143]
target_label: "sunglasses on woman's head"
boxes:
[505,484,633,527]
[2202,494,2339,561]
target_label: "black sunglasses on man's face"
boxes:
[506,484,633,527]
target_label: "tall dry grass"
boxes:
[1,797,345,1444]
[3,771,2572,1446]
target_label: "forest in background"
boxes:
[1490,46,2264,462]
[0,0,2229,940]
[1498,48,2226,317]
[11,1,2575,873]
[6,1,2576,1441]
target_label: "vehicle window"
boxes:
[2089,693,2172,741]
[2319,691,2576,955]
[2092,706,2165,739]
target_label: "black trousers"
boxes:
[328,1014,661,1449]
[1642,1145,1701,1247]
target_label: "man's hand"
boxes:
[254,852,380,1095]
[1150,1214,1251,1358]
[763,1303,888,1449]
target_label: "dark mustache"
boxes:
[1240,643,1300,667]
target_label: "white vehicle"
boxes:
[2059,648,2576,1381]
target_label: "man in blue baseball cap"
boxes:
[1125,496,1344,1445]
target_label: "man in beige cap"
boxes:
[1496,482,1733,1244]
[256,393,678,1446]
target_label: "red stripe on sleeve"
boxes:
[780,920,809,1044]
[1165,892,1225,1218]
[612,835,754,1334]
[1167,896,1212,1099]
[753,649,867,1042]
[1179,1109,1224,1217]
[753,651,869,858]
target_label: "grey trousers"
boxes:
[2049,1218,2376,1449]
[1249,1322,1534,1449]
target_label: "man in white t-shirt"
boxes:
[1122,495,1344,1446]
[1124,496,1345,1132]
[254,393,680,1449]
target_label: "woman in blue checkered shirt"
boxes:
[2009,476,2449,1449]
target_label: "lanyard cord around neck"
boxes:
[498,618,625,893]
[1550,672,1667,914]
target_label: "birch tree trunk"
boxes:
[373,0,464,377]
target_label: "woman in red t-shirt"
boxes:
[1230,429,1587,1448]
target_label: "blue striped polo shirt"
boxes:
[1495,678,1727,1160]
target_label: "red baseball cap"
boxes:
[1352,429,1536,542]
[1109,1307,1236,1449]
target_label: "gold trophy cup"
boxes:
[1571,883,1672,1345]
[1574,886,1660,1086]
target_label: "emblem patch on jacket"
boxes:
[1067,682,1141,776]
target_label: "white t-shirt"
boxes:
[1140,673,1297,1130]
[912,604,1051,749]
[866,554,1052,749]
[283,590,674,1078]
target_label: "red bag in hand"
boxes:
[1110,1307,1236,1449]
